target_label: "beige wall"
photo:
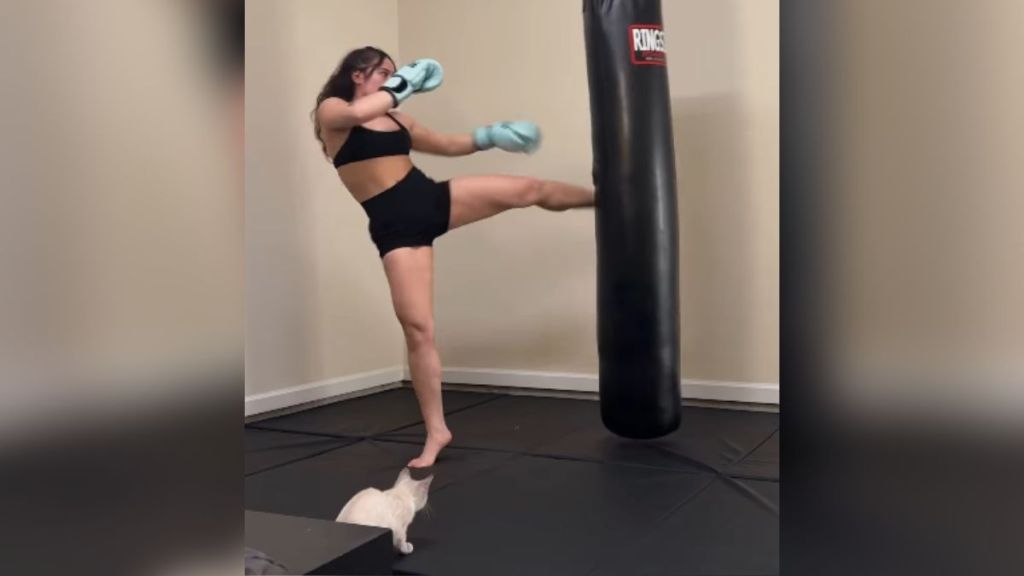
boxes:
[399,0,779,383]
[398,0,600,373]
[666,0,779,382]
[3,0,241,430]
[245,0,404,396]
[830,1,1024,423]
[246,0,778,397]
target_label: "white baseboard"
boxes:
[679,378,779,404]
[244,366,405,417]
[245,365,778,418]
[410,367,779,405]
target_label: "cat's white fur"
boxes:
[335,467,433,554]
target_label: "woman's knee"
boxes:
[399,316,435,346]
[512,177,545,208]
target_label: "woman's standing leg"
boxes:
[382,246,451,468]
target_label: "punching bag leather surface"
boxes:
[583,0,681,438]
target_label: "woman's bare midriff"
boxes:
[337,155,415,203]
[321,118,414,203]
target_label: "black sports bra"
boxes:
[332,113,412,168]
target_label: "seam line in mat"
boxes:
[245,438,366,478]
[724,426,779,481]
[719,474,780,515]
[378,414,776,480]
[245,394,505,440]
[377,394,507,436]
[643,443,725,475]
[581,474,719,576]
[372,432,779,483]
[369,435,712,476]
[245,424,358,441]
[247,437,349,453]
[729,472,780,483]
[731,426,778,465]
[655,474,720,523]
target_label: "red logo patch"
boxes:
[629,24,666,66]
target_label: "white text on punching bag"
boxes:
[631,28,665,53]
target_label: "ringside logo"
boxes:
[629,24,666,66]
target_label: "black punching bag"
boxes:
[584,0,680,438]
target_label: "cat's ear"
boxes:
[421,474,434,489]
[396,467,411,484]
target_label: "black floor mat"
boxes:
[383,394,778,477]
[248,388,498,437]
[726,427,779,480]
[244,387,779,575]
[394,455,714,576]
[588,477,779,576]
[535,405,778,476]
[380,394,599,453]
[245,438,520,520]
[245,428,358,476]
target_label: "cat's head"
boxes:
[395,467,433,511]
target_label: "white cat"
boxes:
[335,467,433,555]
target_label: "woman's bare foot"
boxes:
[407,428,453,468]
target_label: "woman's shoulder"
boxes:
[316,96,351,119]
[317,98,354,139]
[388,110,417,130]
[319,95,348,107]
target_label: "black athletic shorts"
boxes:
[359,167,451,258]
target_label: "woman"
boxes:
[313,46,594,468]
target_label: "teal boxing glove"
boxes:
[472,121,542,153]
[381,58,444,106]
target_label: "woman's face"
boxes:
[353,59,396,98]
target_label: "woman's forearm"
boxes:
[447,133,479,156]
[347,91,396,124]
